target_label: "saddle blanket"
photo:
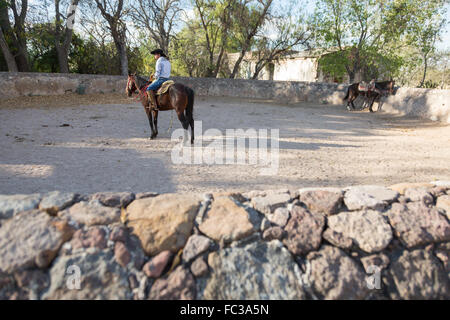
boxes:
[156,80,175,95]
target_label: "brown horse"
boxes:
[126,73,195,144]
[344,80,395,112]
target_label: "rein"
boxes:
[135,84,149,102]
[129,76,150,102]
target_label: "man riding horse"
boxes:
[147,49,171,110]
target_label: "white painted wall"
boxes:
[273,58,318,82]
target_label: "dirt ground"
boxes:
[0,93,449,195]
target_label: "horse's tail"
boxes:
[343,87,349,101]
[185,86,194,122]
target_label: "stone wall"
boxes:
[0,72,126,98]
[0,182,449,300]
[1,72,449,123]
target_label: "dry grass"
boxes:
[0,92,136,109]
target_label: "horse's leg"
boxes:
[346,91,352,110]
[189,115,194,145]
[152,109,158,138]
[143,103,156,139]
[349,92,357,110]
[369,95,377,113]
[176,110,190,145]
[378,97,384,112]
[185,103,194,145]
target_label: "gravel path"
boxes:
[0,95,449,195]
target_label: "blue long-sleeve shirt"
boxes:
[154,57,171,79]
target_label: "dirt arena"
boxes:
[0,93,449,195]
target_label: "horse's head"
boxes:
[388,80,396,95]
[126,73,138,97]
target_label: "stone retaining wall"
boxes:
[1,72,449,123]
[0,182,449,300]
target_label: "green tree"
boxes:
[312,0,448,83]
[0,0,30,71]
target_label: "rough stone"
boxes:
[344,186,398,211]
[322,228,353,250]
[260,217,271,231]
[142,251,173,278]
[327,210,393,253]
[114,242,131,267]
[435,242,450,273]
[360,253,390,273]
[283,205,325,256]
[123,234,146,270]
[128,274,139,290]
[148,266,196,300]
[135,192,159,199]
[436,195,450,219]
[42,250,132,299]
[212,191,247,203]
[243,190,267,199]
[404,188,434,205]
[190,256,209,278]
[109,225,128,243]
[12,269,50,299]
[386,202,450,248]
[266,207,290,227]
[0,211,68,273]
[90,192,135,208]
[39,191,77,215]
[432,181,450,188]
[389,182,434,195]
[126,194,201,256]
[299,189,343,215]
[59,200,121,226]
[203,240,306,299]
[262,226,286,241]
[199,196,257,243]
[307,245,369,300]
[0,194,42,219]
[428,186,447,198]
[386,249,449,299]
[71,227,107,250]
[251,192,291,214]
[0,272,24,300]
[181,235,212,263]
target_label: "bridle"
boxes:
[127,75,150,101]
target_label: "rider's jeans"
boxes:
[146,77,169,91]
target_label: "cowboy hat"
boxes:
[151,49,167,57]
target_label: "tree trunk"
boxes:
[0,26,18,71]
[116,40,129,76]
[230,48,248,79]
[420,53,428,88]
[54,0,79,73]
[0,4,29,71]
[56,44,70,73]
[94,0,128,76]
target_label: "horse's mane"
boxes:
[134,75,150,89]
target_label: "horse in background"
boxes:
[344,80,395,112]
[126,73,195,144]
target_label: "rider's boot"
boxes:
[147,90,159,110]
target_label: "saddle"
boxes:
[358,80,376,92]
[156,80,175,96]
